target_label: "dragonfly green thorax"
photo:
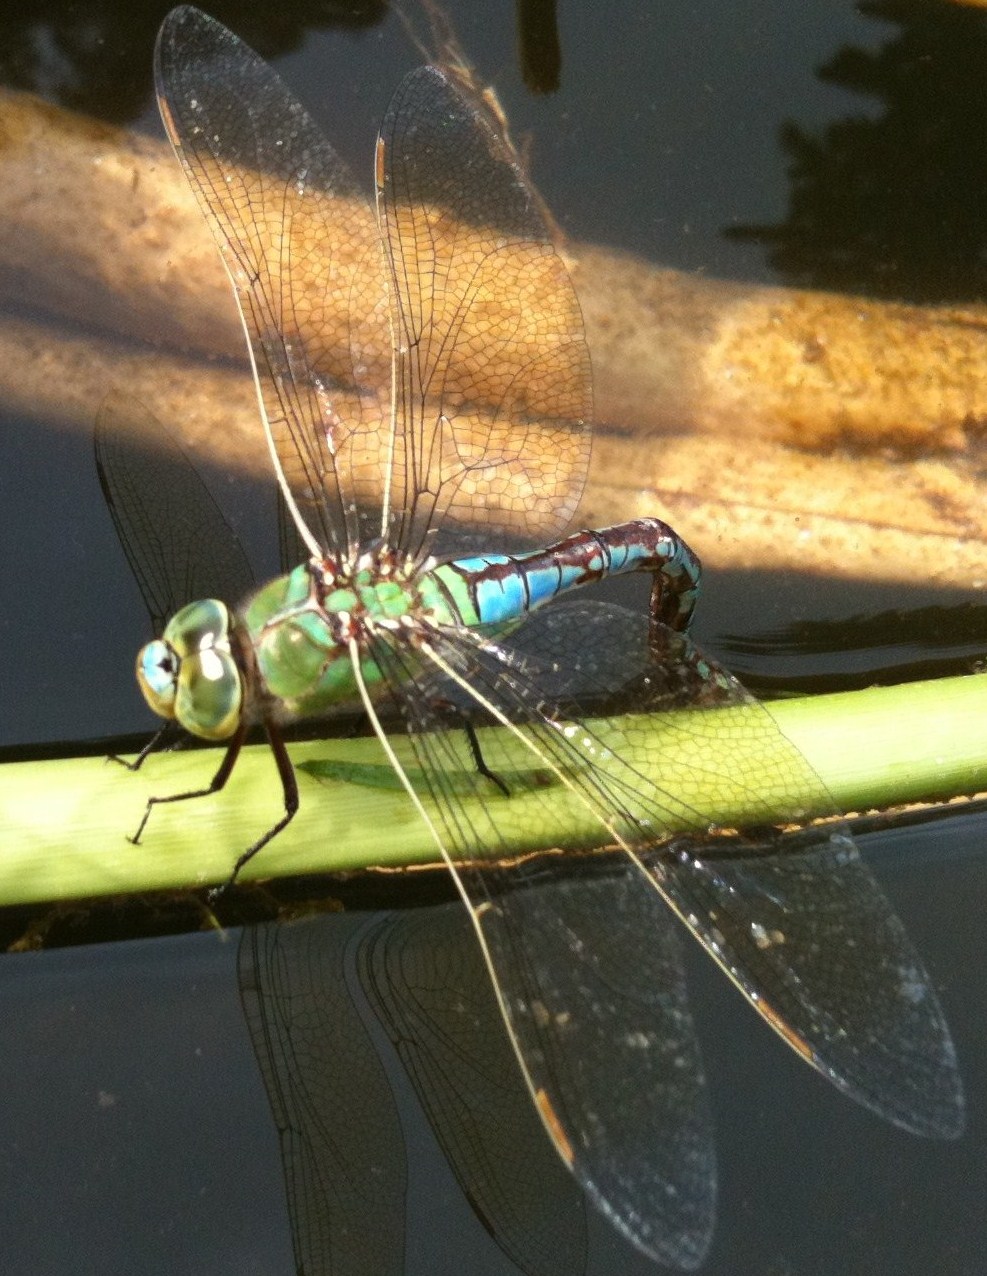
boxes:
[135,543,438,737]
[95,7,963,1268]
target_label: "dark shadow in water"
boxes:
[515,0,560,94]
[716,601,987,694]
[727,0,987,304]
[0,1,385,123]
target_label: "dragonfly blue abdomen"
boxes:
[431,517,702,632]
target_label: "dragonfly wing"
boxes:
[355,627,724,1265]
[651,827,964,1138]
[359,905,594,1276]
[276,486,310,576]
[364,729,714,1267]
[357,601,961,1238]
[377,66,592,558]
[511,602,964,1136]
[154,8,391,559]
[238,913,407,1275]
[94,390,255,632]
[460,860,715,1270]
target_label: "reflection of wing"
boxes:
[364,881,712,1270]
[155,8,391,561]
[377,67,591,557]
[351,599,961,1262]
[238,914,406,1276]
[359,904,596,1276]
[94,391,255,634]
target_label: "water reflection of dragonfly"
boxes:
[96,6,963,1267]
[238,900,595,1276]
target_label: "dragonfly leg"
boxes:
[216,721,300,895]
[107,721,179,772]
[426,695,510,795]
[128,719,249,845]
[463,717,510,797]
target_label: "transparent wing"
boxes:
[376,66,592,557]
[643,826,963,1138]
[94,390,255,633]
[154,6,392,560]
[238,913,407,1276]
[155,10,591,566]
[347,602,961,1260]
[359,905,596,1276]
[276,486,309,576]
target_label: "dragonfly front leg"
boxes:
[107,721,180,773]
[128,719,249,846]
[122,714,301,894]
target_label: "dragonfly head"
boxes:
[137,599,244,741]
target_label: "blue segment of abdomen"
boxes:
[440,518,703,634]
[445,555,529,625]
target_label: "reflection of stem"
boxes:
[4,89,987,585]
[6,88,987,458]
[4,671,986,905]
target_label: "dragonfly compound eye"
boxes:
[174,647,243,741]
[136,639,180,719]
[157,599,245,741]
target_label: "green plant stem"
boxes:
[3,673,986,907]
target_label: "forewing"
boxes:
[377,67,592,557]
[94,390,255,633]
[154,7,391,559]
[276,485,309,576]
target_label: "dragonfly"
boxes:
[97,6,963,1266]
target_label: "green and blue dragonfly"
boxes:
[97,6,962,1266]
